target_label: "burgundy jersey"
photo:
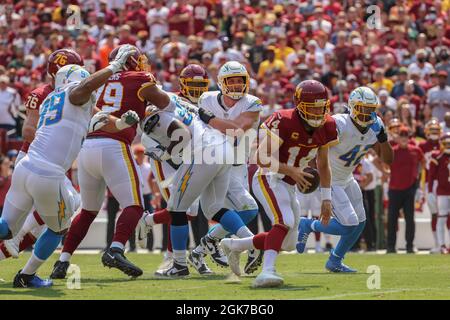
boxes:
[21,83,53,153]
[263,109,338,185]
[429,151,450,196]
[88,71,156,145]
[419,140,441,175]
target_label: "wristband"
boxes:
[321,187,332,201]
[115,119,130,130]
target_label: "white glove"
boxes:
[115,110,140,130]
[145,145,171,162]
[88,111,109,133]
[107,44,137,73]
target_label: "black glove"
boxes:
[198,107,215,124]
[376,126,388,143]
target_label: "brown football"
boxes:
[297,167,320,194]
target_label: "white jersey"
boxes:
[198,91,262,163]
[27,82,95,175]
[142,93,228,157]
[330,113,379,185]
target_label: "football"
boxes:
[297,167,320,194]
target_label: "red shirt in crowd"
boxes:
[389,143,424,190]
[168,4,193,37]
[192,1,212,35]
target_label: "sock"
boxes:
[207,224,229,240]
[112,205,143,246]
[173,249,187,266]
[262,249,278,272]
[62,209,97,255]
[21,253,44,275]
[0,242,10,259]
[237,209,258,225]
[264,224,289,252]
[167,224,173,253]
[314,231,321,242]
[325,234,331,243]
[60,252,72,263]
[219,210,246,235]
[437,216,447,247]
[253,232,268,250]
[146,208,170,226]
[311,218,355,236]
[235,225,254,238]
[431,214,438,247]
[110,241,125,251]
[19,233,37,252]
[33,228,63,260]
[334,221,365,259]
[229,237,255,251]
[33,211,45,226]
[0,218,10,239]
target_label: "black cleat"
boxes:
[244,249,263,274]
[200,235,228,268]
[154,261,189,278]
[50,260,70,279]
[13,270,53,288]
[101,247,143,278]
[325,242,333,252]
[188,250,214,275]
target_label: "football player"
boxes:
[220,80,338,288]
[50,44,175,279]
[428,132,450,254]
[297,86,393,272]
[0,45,137,287]
[0,49,84,261]
[140,93,255,278]
[139,64,214,275]
[189,61,262,274]
[419,119,444,253]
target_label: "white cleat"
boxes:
[315,243,324,253]
[136,211,152,249]
[219,239,241,276]
[252,270,284,288]
[4,237,20,259]
[158,251,173,270]
[430,246,441,254]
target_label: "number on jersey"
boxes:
[339,145,371,167]
[99,82,124,112]
[37,92,65,128]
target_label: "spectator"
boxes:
[0,155,12,215]
[147,0,169,42]
[399,80,422,119]
[391,67,426,99]
[167,0,193,39]
[387,126,425,253]
[359,153,378,251]
[427,70,450,121]
[202,26,222,54]
[408,49,435,80]
[0,75,20,135]
[371,68,394,93]
[397,101,418,135]
[379,89,398,114]
[248,33,266,74]
[441,111,450,133]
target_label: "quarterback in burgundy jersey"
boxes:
[220,80,337,288]
[428,133,450,254]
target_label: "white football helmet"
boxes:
[54,64,90,90]
[141,105,163,134]
[217,61,249,100]
[348,86,380,127]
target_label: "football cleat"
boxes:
[296,218,313,253]
[219,239,241,276]
[136,211,152,249]
[253,270,284,288]
[325,251,357,273]
[50,260,70,279]
[158,251,173,270]
[244,249,263,275]
[325,242,333,252]
[315,243,324,253]
[3,237,20,259]
[154,261,189,278]
[430,246,441,254]
[439,245,448,254]
[187,250,214,275]
[101,247,143,278]
[13,271,53,288]
[200,235,228,268]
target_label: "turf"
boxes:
[0,252,449,300]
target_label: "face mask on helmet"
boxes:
[443,138,450,154]
[132,54,150,72]
[219,75,249,100]
[296,99,329,127]
[180,78,210,103]
[351,102,378,127]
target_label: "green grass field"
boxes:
[0,252,449,300]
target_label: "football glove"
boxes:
[115,110,140,130]
[88,111,109,133]
[198,107,215,124]
[107,44,137,73]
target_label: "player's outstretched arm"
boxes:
[70,45,136,106]
[139,84,171,110]
[198,109,259,136]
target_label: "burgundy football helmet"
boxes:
[294,80,330,127]
[47,48,84,78]
[179,64,210,103]
[108,44,150,72]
